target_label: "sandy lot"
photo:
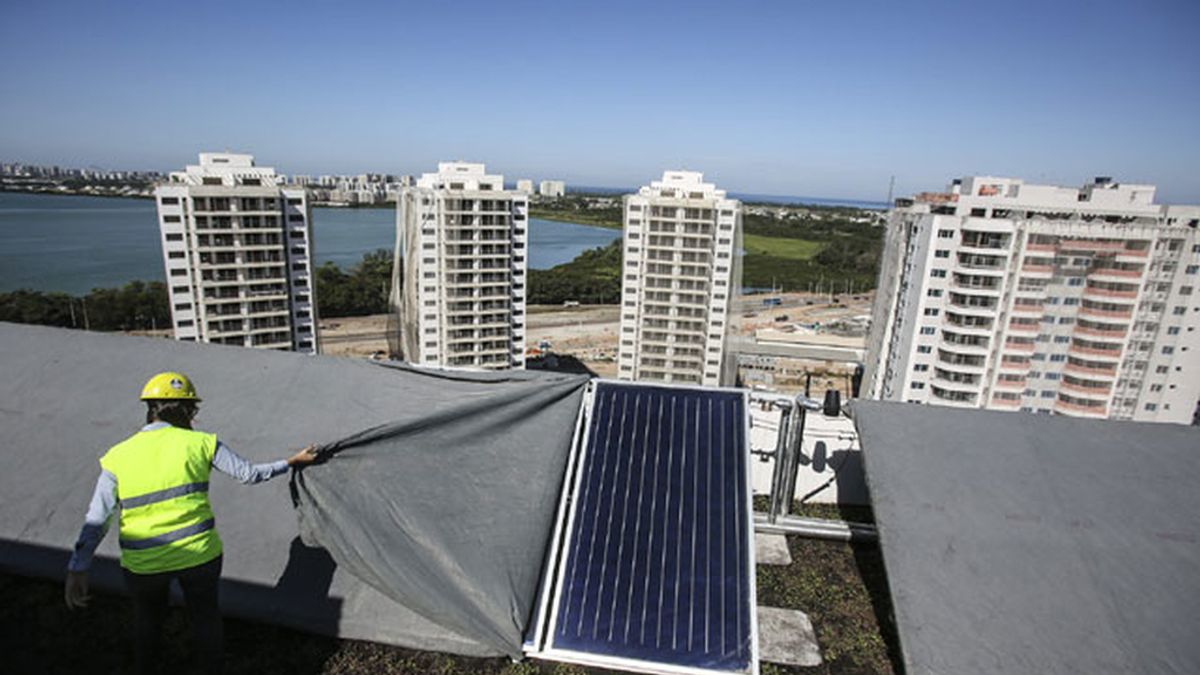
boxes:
[317,293,873,387]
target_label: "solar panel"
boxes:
[531,380,758,675]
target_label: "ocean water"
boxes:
[0,192,619,295]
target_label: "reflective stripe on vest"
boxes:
[99,426,223,573]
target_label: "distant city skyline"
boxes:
[2,1,1198,203]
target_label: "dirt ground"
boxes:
[134,293,873,384]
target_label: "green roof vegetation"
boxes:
[4,503,898,674]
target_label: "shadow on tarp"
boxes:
[1,538,343,674]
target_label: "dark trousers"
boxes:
[122,555,224,675]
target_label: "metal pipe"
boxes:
[754,514,878,543]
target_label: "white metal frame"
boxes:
[527,379,760,675]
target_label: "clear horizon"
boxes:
[1,0,1198,203]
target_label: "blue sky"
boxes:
[1,0,1198,202]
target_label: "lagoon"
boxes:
[0,192,620,295]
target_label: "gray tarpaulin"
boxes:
[291,363,587,656]
[0,322,588,657]
[853,401,1200,675]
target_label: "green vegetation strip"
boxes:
[742,234,822,260]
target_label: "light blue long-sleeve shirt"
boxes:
[68,422,290,572]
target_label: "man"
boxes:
[64,371,318,674]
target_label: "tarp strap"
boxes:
[120,481,209,509]
[120,517,215,550]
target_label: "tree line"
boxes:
[0,250,395,331]
[2,209,884,333]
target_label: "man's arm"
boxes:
[212,441,319,484]
[68,471,117,573]
[65,470,117,609]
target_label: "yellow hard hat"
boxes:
[140,372,201,401]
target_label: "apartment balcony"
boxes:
[936,353,987,373]
[245,306,289,319]
[1067,343,1123,360]
[930,375,981,393]
[206,325,247,338]
[1003,339,1037,353]
[1007,321,1039,333]
[952,281,1003,296]
[958,243,1010,257]
[1078,305,1133,320]
[947,299,999,315]
[991,395,1022,408]
[1088,267,1143,281]
[246,288,288,299]
[998,357,1032,372]
[1059,381,1112,398]
[1083,286,1138,300]
[939,340,990,357]
[1063,361,1117,379]
[1024,242,1056,253]
[928,386,978,408]
[1053,398,1107,418]
[1020,264,1054,276]
[1114,248,1150,260]
[993,378,1026,390]
[1057,240,1128,253]
[1073,326,1127,341]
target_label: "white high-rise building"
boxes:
[392,162,528,369]
[617,171,742,386]
[864,176,1200,424]
[516,179,534,194]
[154,153,318,354]
[538,180,565,198]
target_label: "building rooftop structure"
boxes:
[855,399,1200,675]
[5,319,1197,673]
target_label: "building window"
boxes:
[913,364,929,372]
[166,233,183,241]
[931,269,947,278]
[163,215,181,223]
[1145,403,1157,412]
[910,382,925,389]
[1049,354,1066,362]
[1162,346,1175,355]
[170,269,187,277]
[160,197,179,205]
[923,308,939,316]
[934,250,950,258]
[917,345,932,354]
[927,289,943,297]
[178,320,193,327]
[919,326,936,335]
[168,251,185,259]
[288,215,304,223]
[174,302,191,311]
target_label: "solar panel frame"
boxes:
[529,379,759,675]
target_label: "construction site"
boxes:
[319,292,872,396]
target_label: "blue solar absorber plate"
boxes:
[545,381,756,674]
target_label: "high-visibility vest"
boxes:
[99,426,223,574]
